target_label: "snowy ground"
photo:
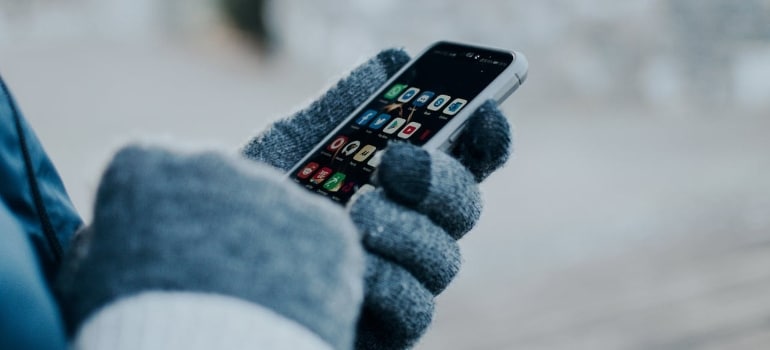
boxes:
[2,1,770,349]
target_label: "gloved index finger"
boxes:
[243,49,410,172]
[451,100,513,182]
[376,143,482,239]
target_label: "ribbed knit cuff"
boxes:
[74,291,333,350]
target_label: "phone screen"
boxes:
[291,42,514,204]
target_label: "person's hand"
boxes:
[56,145,365,350]
[243,49,512,349]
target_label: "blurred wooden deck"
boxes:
[420,114,770,350]
[421,230,770,349]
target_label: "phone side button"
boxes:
[495,79,521,102]
[447,121,468,144]
[517,72,527,85]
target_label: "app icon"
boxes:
[353,145,377,162]
[412,91,435,107]
[310,167,333,184]
[418,129,432,141]
[383,84,407,100]
[341,140,361,156]
[397,122,422,139]
[382,118,406,134]
[367,151,383,167]
[323,172,346,192]
[369,114,392,130]
[326,135,348,152]
[427,94,451,111]
[355,109,378,125]
[340,181,356,193]
[397,87,420,103]
[443,98,468,115]
[297,162,319,179]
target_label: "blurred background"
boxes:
[2,0,770,349]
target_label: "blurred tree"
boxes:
[219,0,273,51]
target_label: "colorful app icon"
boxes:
[382,118,406,134]
[353,145,377,162]
[412,91,435,107]
[310,167,333,184]
[340,181,356,194]
[427,94,451,111]
[383,84,407,100]
[397,122,422,139]
[418,129,432,141]
[323,172,346,192]
[297,162,319,179]
[443,98,468,115]
[326,135,348,152]
[341,140,361,156]
[355,109,378,125]
[367,151,383,167]
[397,87,420,103]
[369,114,392,130]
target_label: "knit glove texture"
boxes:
[243,49,512,349]
[56,145,364,350]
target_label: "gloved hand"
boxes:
[56,145,365,350]
[243,49,512,349]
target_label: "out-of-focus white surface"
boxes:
[2,1,770,349]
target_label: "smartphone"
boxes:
[287,41,528,205]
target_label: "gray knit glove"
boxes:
[243,49,512,349]
[56,145,365,350]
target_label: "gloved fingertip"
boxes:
[351,190,463,294]
[453,100,512,182]
[377,143,431,207]
[375,48,411,78]
[357,255,434,349]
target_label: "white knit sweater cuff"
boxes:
[73,291,333,350]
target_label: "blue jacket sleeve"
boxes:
[0,74,82,281]
[1,201,68,350]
